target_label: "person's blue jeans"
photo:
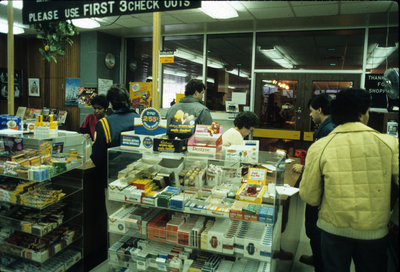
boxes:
[321,230,388,272]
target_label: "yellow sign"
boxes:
[303,131,314,141]
[253,128,301,140]
[160,56,174,63]
[129,82,152,108]
[176,93,184,103]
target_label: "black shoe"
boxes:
[299,255,314,266]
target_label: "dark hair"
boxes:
[331,88,371,126]
[308,93,332,115]
[185,79,205,96]
[234,111,260,129]
[106,84,131,110]
[91,94,108,109]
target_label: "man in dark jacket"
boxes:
[166,79,212,126]
[294,93,335,272]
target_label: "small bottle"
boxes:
[387,120,398,137]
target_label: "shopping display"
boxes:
[106,147,285,272]
[0,132,85,271]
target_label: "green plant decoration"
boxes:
[33,21,79,63]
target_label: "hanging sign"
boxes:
[365,74,387,109]
[23,0,201,24]
[160,50,175,63]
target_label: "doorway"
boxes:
[253,72,360,153]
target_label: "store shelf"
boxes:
[108,235,271,272]
[0,227,81,264]
[0,249,82,272]
[107,195,274,223]
[0,207,82,237]
[0,182,82,210]
[0,160,82,182]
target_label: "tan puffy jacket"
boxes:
[300,122,399,240]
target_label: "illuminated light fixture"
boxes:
[71,18,100,29]
[0,1,23,9]
[228,69,250,78]
[366,43,398,69]
[175,47,249,78]
[0,20,24,34]
[201,1,238,19]
[164,68,188,78]
[195,76,215,84]
[259,46,296,69]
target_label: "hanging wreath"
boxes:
[33,21,79,63]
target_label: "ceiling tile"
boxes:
[340,2,393,14]
[249,7,295,19]
[293,4,339,17]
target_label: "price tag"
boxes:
[247,168,267,184]
[140,108,160,131]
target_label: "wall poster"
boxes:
[0,68,23,100]
[65,78,80,106]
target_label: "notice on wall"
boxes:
[98,78,113,95]
[23,0,201,24]
[365,74,388,110]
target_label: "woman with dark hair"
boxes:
[222,111,259,146]
[79,94,108,140]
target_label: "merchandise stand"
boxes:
[105,147,287,272]
[0,132,86,272]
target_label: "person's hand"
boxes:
[292,163,303,173]
[83,134,91,140]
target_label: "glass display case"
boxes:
[106,147,287,272]
[0,132,85,271]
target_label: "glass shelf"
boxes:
[108,195,274,224]
[0,229,82,264]
[0,160,82,182]
[0,248,82,272]
[0,182,82,210]
[108,233,272,269]
[0,205,82,237]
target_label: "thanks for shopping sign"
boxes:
[22,0,201,24]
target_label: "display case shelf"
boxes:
[0,206,82,237]
[0,182,82,210]
[108,234,271,272]
[106,147,284,272]
[0,229,82,264]
[0,249,82,272]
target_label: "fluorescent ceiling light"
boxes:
[195,76,215,84]
[0,20,24,34]
[164,68,187,78]
[366,43,398,69]
[71,18,100,29]
[259,46,296,69]
[228,69,250,78]
[0,1,23,9]
[201,1,238,19]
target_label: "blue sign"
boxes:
[143,137,153,149]
[141,108,160,131]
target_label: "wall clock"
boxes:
[105,53,116,69]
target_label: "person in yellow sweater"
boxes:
[299,88,398,272]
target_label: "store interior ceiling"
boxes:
[1,1,399,76]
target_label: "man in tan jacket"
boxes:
[299,88,398,272]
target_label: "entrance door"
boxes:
[253,72,360,154]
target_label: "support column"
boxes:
[7,1,14,115]
[152,12,161,110]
